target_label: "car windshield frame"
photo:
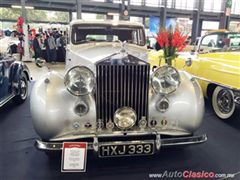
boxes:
[198,32,240,53]
[71,24,146,46]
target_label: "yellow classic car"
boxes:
[149,30,240,120]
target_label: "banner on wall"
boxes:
[149,16,160,35]
[149,16,176,35]
[166,18,176,30]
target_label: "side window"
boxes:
[199,34,218,53]
[131,30,138,44]
[138,29,145,45]
[131,29,145,46]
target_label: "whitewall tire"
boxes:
[212,86,235,120]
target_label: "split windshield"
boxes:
[71,24,146,46]
[200,32,240,53]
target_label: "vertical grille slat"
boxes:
[96,55,150,129]
[110,66,112,121]
[112,65,116,119]
[141,66,144,117]
[105,65,108,124]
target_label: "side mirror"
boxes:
[185,58,192,67]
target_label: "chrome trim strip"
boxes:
[35,134,207,152]
[161,134,207,147]
[194,76,240,91]
[0,94,15,107]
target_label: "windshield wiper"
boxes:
[76,39,89,44]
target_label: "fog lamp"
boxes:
[156,97,169,113]
[114,107,137,130]
[74,101,89,116]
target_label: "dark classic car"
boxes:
[0,52,30,107]
[31,20,207,164]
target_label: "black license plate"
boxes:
[99,142,154,157]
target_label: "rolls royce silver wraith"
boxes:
[30,20,207,158]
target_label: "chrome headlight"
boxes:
[151,66,181,94]
[64,66,95,96]
[114,107,137,130]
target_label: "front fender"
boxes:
[9,60,30,82]
[30,71,96,140]
[148,71,204,134]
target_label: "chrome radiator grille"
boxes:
[96,58,150,128]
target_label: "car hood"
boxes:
[199,51,240,67]
[66,42,148,70]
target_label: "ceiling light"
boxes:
[107,12,119,16]
[11,5,34,9]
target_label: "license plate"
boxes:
[99,142,154,157]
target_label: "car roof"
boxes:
[70,19,144,28]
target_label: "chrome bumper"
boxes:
[35,134,207,153]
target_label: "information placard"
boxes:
[61,142,87,172]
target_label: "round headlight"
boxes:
[114,107,137,130]
[151,66,180,95]
[64,66,95,96]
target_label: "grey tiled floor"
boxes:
[25,62,66,80]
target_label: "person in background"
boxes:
[33,34,42,62]
[56,34,63,61]
[17,33,24,60]
[44,35,50,62]
[61,32,67,60]
[146,36,152,49]
[155,41,161,51]
[48,33,57,64]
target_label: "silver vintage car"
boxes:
[31,20,207,158]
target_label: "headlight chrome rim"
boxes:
[114,107,137,130]
[151,65,181,95]
[64,66,95,96]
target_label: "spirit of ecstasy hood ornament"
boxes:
[119,40,127,54]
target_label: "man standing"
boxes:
[33,34,42,62]
[48,33,57,64]
[44,35,50,62]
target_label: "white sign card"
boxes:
[61,142,87,172]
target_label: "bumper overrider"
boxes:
[35,132,207,157]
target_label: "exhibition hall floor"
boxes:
[0,66,240,179]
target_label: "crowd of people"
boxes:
[31,28,68,63]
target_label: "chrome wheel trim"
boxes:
[212,86,235,119]
[20,77,27,99]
